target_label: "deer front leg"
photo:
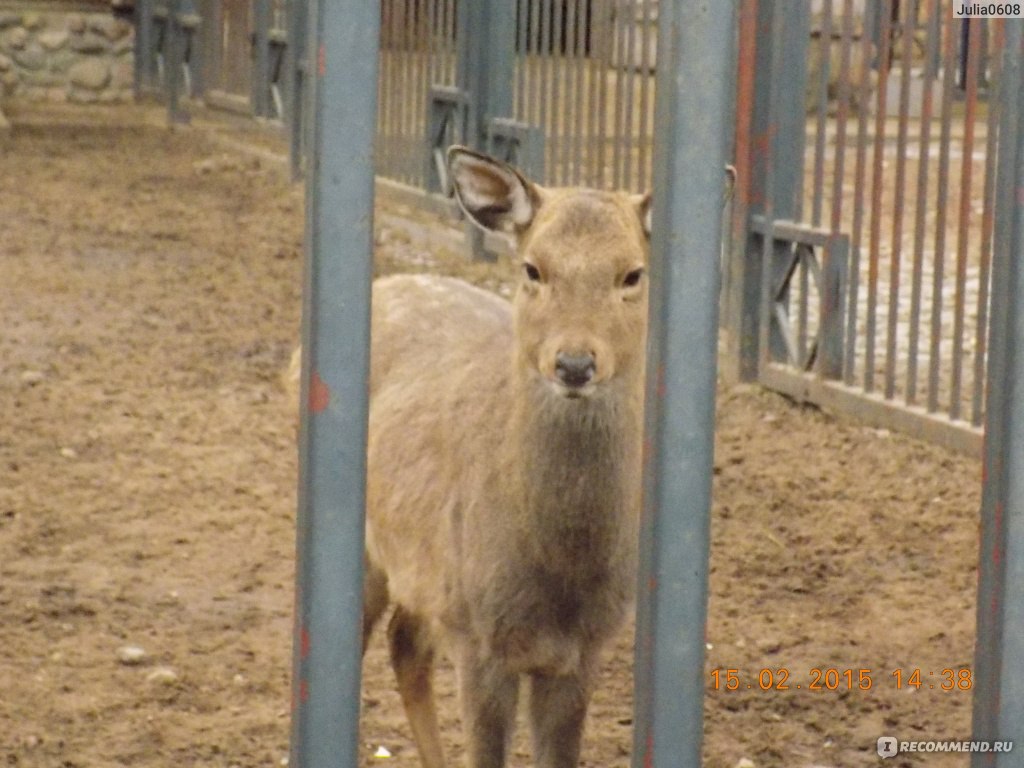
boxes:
[455,641,520,768]
[527,663,596,768]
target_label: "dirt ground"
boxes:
[0,103,984,768]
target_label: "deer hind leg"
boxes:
[528,663,596,768]
[388,607,446,768]
[455,641,520,768]
[362,557,389,656]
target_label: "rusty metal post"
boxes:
[632,1,736,766]
[289,0,380,765]
[971,17,1024,767]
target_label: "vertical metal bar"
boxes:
[811,0,832,228]
[828,0,852,237]
[416,0,428,187]
[289,0,379,765]
[951,19,981,421]
[397,1,410,182]
[573,0,589,185]
[611,0,627,187]
[759,2,811,369]
[721,0,760,384]
[621,0,637,189]
[134,0,155,98]
[550,0,564,183]
[632,3,735,766]
[820,235,847,379]
[537,0,552,180]
[973,21,1003,427]
[843,0,875,385]
[165,0,189,123]
[798,246,809,362]
[536,0,544,133]
[906,0,939,405]
[636,0,653,192]
[864,2,892,394]
[928,3,956,413]
[593,0,609,187]
[379,0,390,176]
[516,0,528,120]
[254,0,271,117]
[971,18,1024,765]
[884,0,914,400]
[286,0,304,178]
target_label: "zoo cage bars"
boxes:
[291,0,733,766]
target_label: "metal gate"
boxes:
[729,0,1016,456]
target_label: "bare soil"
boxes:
[0,103,982,768]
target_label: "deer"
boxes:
[289,146,652,768]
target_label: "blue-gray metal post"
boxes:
[288,0,379,764]
[253,0,271,118]
[631,2,736,767]
[728,0,809,381]
[133,0,154,99]
[286,0,309,180]
[165,0,189,123]
[757,1,810,368]
[456,0,515,260]
[971,19,1024,767]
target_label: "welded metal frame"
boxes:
[750,216,848,379]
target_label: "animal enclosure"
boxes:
[0,102,987,767]
[3,0,1023,765]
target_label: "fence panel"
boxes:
[734,0,1008,456]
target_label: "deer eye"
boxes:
[523,263,541,282]
[622,268,644,288]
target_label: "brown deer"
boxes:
[290,146,651,768]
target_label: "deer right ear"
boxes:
[447,146,541,234]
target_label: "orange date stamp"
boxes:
[710,667,973,692]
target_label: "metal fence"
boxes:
[728,0,1013,457]
[134,0,1016,456]
[134,0,296,124]
[375,0,661,192]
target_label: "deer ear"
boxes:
[447,146,541,233]
[631,192,652,238]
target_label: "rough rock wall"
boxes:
[0,6,133,103]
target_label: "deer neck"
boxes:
[508,373,644,565]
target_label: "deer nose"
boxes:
[555,352,596,389]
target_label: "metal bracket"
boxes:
[269,29,288,119]
[426,86,471,195]
[487,118,545,182]
[751,216,848,379]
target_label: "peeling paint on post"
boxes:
[632,2,736,768]
[289,0,380,766]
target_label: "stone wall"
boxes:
[0,4,133,103]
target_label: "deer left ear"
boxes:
[631,192,652,238]
[447,146,542,234]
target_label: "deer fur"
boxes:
[288,147,651,768]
